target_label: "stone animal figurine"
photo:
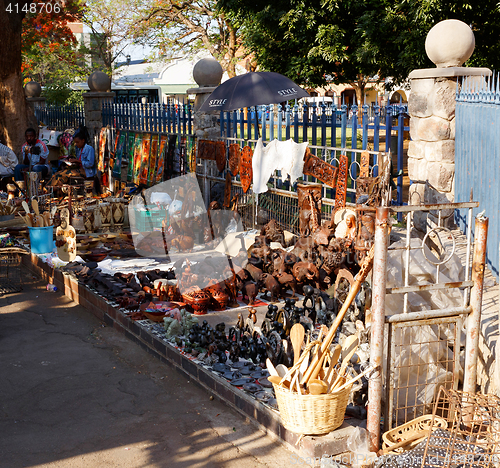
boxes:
[274,272,298,297]
[292,261,319,287]
[261,273,281,302]
[240,281,258,305]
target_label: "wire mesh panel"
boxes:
[421,387,500,468]
[386,316,462,430]
[0,254,23,294]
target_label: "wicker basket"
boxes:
[273,380,352,435]
[382,415,448,454]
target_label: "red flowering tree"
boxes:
[0,0,84,150]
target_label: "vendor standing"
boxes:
[14,128,49,181]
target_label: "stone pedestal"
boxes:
[82,91,115,147]
[26,97,46,109]
[408,68,490,230]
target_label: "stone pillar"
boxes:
[186,58,223,140]
[407,20,491,230]
[82,71,114,147]
[187,58,224,204]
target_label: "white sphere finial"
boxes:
[425,19,475,68]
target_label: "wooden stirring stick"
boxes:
[301,245,374,385]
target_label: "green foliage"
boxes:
[220,0,500,89]
[42,84,84,106]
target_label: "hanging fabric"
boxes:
[148,134,159,186]
[139,134,151,185]
[252,138,308,194]
[132,133,143,185]
[126,132,136,183]
[187,136,196,173]
[156,135,168,184]
[97,127,107,173]
[112,131,126,180]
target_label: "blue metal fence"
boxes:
[456,73,499,278]
[221,103,409,208]
[34,104,85,131]
[102,102,193,135]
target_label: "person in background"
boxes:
[0,140,18,192]
[14,128,49,182]
[47,132,96,187]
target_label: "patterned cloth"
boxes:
[0,143,18,176]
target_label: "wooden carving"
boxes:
[354,206,375,264]
[198,140,216,160]
[303,149,338,188]
[297,183,322,237]
[240,146,253,193]
[224,171,232,208]
[228,143,241,176]
[334,154,348,211]
[356,176,377,203]
[360,151,370,178]
[215,141,227,172]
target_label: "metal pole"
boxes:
[367,206,389,452]
[463,214,488,394]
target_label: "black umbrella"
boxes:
[199,71,310,112]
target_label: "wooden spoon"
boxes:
[330,335,359,390]
[276,364,288,379]
[32,198,39,216]
[324,344,342,388]
[331,365,375,393]
[268,375,290,389]
[290,323,305,366]
[308,379,328,395]
[266,358,279,377]
[22,200,30,215]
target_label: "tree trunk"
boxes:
[0,2,30,152]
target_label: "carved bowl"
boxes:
[207,288,229,310]
[181,290,212,315]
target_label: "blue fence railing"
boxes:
[221,103,409,209]
[456,73,499,278]
[34,104,85,131]
[102,102,193,135]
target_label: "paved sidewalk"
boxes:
[0,275,305,468]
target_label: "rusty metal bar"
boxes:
[391,201,479,212]
[463,214,488,394]
[403,210,411,313]
[387,281,474,294]
[367,206,389,452]
[386,306,471,323]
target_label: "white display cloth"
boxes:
[252,138,308,194]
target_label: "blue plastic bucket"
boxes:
[28,226,54,254]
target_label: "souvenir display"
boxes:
[303,149,338,187]
[240,146,253,193]
[228,143,240,176]
[215,141,227,172]
[56,208,76,262]
[334,153,348,211]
